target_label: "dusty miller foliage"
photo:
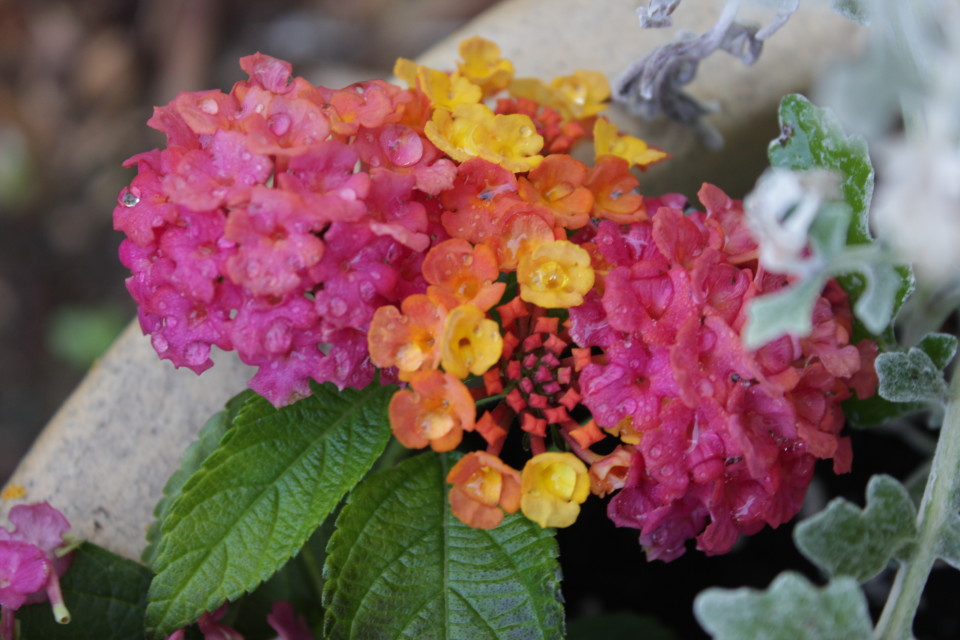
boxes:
[614,0,876,148]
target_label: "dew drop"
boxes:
[184,342,208,365]
[119,187,140,207]
[328,297,348,316]
[520,125,533,137]
[650,445,663,459]
[152,334,169,353]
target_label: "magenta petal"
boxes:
[267,602,316,640]
[1,503,70,553]
[0,541,50,610]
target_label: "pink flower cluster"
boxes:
[115,54,454,406]
[570,185,877,561]
[0,503,73,637]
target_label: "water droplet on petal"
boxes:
[328,297,348,316]
[152,334,169,353]
[650,445,663,459]
[520,125,533,137]
[119,187,140,207]
[200,98,219,115]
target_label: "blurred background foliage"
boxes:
[0,0,500,483]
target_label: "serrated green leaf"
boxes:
[143,391,254,566]
[694,572,873,640]
[877,347,950,405]
[19,543,152,640]
[323,452,564,640]
[146,383,395,639]
[231,513,335,639]
[567,613,678,640]
[917,332,958,370]
[794,475,917,582]
[743,275,825,349]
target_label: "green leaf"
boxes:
[877,347,950,405]
[807,202,852,257]
[742,276,825,349]
[842,393,925,429]
[768,94,873,241]
[768,93,914,338]
[917,332,959,370]
[143,391,254,566]
[851,263,902,336]
[19,543,152,640]
[146,383,395,639]
[323,452,564,640]
[567,613,678,640]
[794,475,917,582]
[231,514,335,639]
[694,572,873,640]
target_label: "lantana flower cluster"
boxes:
[116,38,876,560]
[0,502,74,638]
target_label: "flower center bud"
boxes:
[463,466,503,506]
[530,261,568,291]
[543,462,577,500]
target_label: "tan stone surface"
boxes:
[5,322,254,560]
[5,0,863,561]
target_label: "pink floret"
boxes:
[574,186,877,560]
[115,54,446,406]
[0,503,74,632]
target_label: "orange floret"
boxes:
[518,154,594,230]
[388,369,475,451]
[447,451,522,529]
[585,155,647,224]
[494,209,557,271]
[422,239,506,311]
[368,293,446,377]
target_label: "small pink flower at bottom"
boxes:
[0,502,74,638]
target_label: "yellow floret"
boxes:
[521,452,591,528]
[517,240,594,308]
[440,304,504,378]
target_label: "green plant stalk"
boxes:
[874,363,960,639]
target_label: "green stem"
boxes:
[874,364,960,639]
